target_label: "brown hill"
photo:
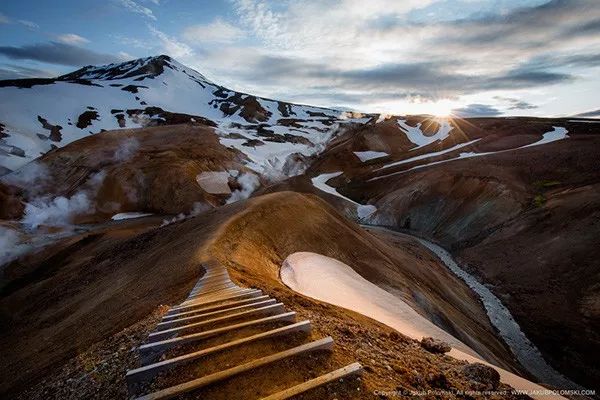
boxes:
[1,191,522,398]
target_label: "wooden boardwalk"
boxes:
[126,262,362,399]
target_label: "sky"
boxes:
[0,0,598,117]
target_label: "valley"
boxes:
[0,55,598,399]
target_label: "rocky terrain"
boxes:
[0,55,598,398]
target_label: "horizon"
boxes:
[0,1,599,118]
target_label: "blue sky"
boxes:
[0,0,599,117]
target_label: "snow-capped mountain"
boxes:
[0,55,369,175]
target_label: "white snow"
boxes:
[353,151,389,162]
[111,212,153,220]
[568,119,600,123]
[196,171,231,194]
[310,172,344,199]
[311,172,377,220]
[397,118,453,150]
[0,56,366,177]
[281,252,568,399]
[521,126,568,147]
[371,127,569,181]
[378,139,481,170]
[375,114,390,123]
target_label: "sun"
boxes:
[428,101,454,118]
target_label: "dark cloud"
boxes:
[573,109,600,118]
[0,42,122,67]
[234,53,573,100]
[452,104,503,117]
[494,96,538,110]
[434,0,599,48]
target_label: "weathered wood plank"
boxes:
[139,311,297,353]
[260,362,363,400]
[149,303,286,340]
[134,337,334,400]
[126,320,311,386]
[161,295,271,321]
[157,299,277,328]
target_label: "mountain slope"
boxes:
[0,55,368,175]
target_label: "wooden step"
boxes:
[194,276,233,286]
[186,283,239,299]
[179,287,257,303]
[169,290,262,313]
[139,312,297,354]
[185,285,240,301]
[149,303,286,340]
[260,362,363,400]
[134,337,334,400]
[162,296,271,321]
[156,299,277,329]
[126,321,312,387]
[179,289,253,306]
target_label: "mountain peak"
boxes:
[58,54,179,82]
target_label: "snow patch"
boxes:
[281,251,570,399]
[111,212,153,220]
[378,139,481,170]
[311,172,377,221]
[372,127,569,181]
[196,171,231,194]
[397,118,453,150]
[353,151,389,162]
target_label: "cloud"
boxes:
[452,104,503,117]
[0,42,122,67]
[17,19,38,30]
[0,64,56,80]
[0,13,9,24]
[193,0,598,112]
[183,18,244,44]
[115,0,156,20]
[57,33,90,45]
[148,26,193,59]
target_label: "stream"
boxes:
[366,225,582,390]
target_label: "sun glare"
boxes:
[428,101,455,118]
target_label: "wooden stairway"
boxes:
[126,262,363,400]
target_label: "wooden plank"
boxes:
[126,321,312,386]
[149,303,286,340]
[134,337,334,400]
[260,362,363,400]
[181,288,256,304]
[139,312,297,353]
[157,299,277,328]
[186,283,238,299]
[186,286,239,301]
[161,296,271,321]
[169,290,262,313]
[180,288,250,305]
[193,276,232,288]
